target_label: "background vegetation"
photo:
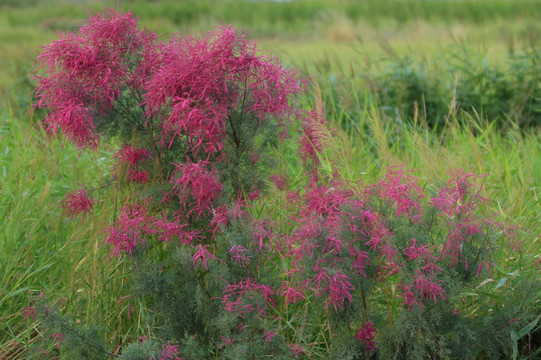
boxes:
[1,0,540,358]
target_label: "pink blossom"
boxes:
[270,174,288,191]
[248,190,260,200]
[159,342,184,360]
[170,160,222,219]
[115,146,152,184]
[412,273,446,304]
[34,9,161,150]
[360,211,391,250]
[325,236,344,255]
[326,271,354,312]
[21,305,36,322]
[431,170,488,218]
[139,335,148,343]
[431,171,500,271]
[350,248,371,277]
[41,100,99,150]
[230,191,251,221]
[379,244,399,264]
[116,295,131,305]
[310,265,330,297]
[286,190,300,203]
[403,238,442,276]
[61,188,94,219]
[403,238,429,261]
[289,237,318,270]
[221,278,275,317]
[117,145,151,166]
[144,25,303,155]
[118,202,151,230]
[287,344,304,358]
[50,333,65,349]
[294,217,323,241]
[300,181,354,218]
[279,283,305,304]
[355,322,377,353]
[104,203,150,256]
[210,206,229,236]
[475,260,492,278]
[252,221,273,250]
[369,167,423,222]
[220,336,235,347]
[104,228,139,256]
[440,225,464,268]
[397,284,421,310]
[192,244,215,270]
[127,170,150,184]
[262,329,278,343]
[149,215,191,244]
[181,229,204,245]
[227,245,250,267]
[250,151,260,164]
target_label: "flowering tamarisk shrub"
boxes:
[32,7,305,359]
[34,7,304,250]
[30,8,540,360]
[34,8,302,192]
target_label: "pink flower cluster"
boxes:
[34,9,161,150]
[274,180,379,311]
[355,321,377,353]
[227,245,250,267]
[221,278,275,317]
[192,244,216,270]
[263,168,503,315]
[169,160,223,219]
[61,188,94,219]
[116,145,151,184]
[431,170,493,271]
[369,167,424,222]
[144,26,302,156]
[35,9,303,155]
[159,342,184,360]
[270,174,288,191]
[36,9,304,248]
[104,203,149,256]
[105,203,204,257]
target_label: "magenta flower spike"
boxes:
[61,188,94,219]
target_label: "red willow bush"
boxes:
[29,8,538,360]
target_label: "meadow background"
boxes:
[0,0,540,358]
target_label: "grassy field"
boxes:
[3,0,541,105]
[1,0,540,358]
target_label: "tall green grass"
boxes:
[0,108,145,357]
[309,45,541,131]
[5,0,541,28]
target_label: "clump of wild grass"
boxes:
[316,45,541,131]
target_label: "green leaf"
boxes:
[510,329,519,360]
[493,277,507,290]
[518,315,540,338]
